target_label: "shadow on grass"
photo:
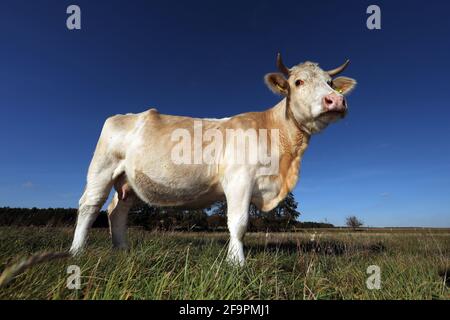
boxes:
[183,237,387,256]
[247,240,386,256]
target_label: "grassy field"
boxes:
[0,226,448,300]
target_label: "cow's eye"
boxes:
[295,79,304,87]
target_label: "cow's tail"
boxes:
[0,251,70,288]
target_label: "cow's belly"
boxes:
[125,158,223,207]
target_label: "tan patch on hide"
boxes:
[245,107,310,212]
[107,113,138,131]
[209,108,310,212]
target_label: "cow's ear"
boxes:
[264,73,289,96]
[333,76,357,95]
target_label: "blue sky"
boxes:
[0,0,449,227]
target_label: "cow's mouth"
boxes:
[320,109,347,119]
[329,110,346,117]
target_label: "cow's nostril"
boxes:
[325,97,334,105]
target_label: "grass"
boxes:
[0,226,448,300]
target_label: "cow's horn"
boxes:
[327,59,350,77]
[277,53,290,77]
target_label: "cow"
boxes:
[69,54,356,266]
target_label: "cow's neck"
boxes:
[258,99,311,211]
[268,98,311,151]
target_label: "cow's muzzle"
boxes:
[322,93,347,115]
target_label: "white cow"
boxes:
[70,54,356,265]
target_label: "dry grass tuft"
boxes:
[0,251,70,288]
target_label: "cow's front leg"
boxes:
[224,175,253,266]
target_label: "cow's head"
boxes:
[265,53,357,133]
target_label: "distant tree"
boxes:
[0,192,309,232]
[128,202,160,230]
[295,221,334,228]
[206,214,226,231]
[346,215,364,229]
[180,208,208,231]
[272,192,300,226]
[209,201,227,216]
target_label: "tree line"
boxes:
[0,193,335,231]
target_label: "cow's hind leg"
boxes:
[107,179,136,249]
[69,149,121,255]
[69,172,114,255]
[70,116,129,255]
